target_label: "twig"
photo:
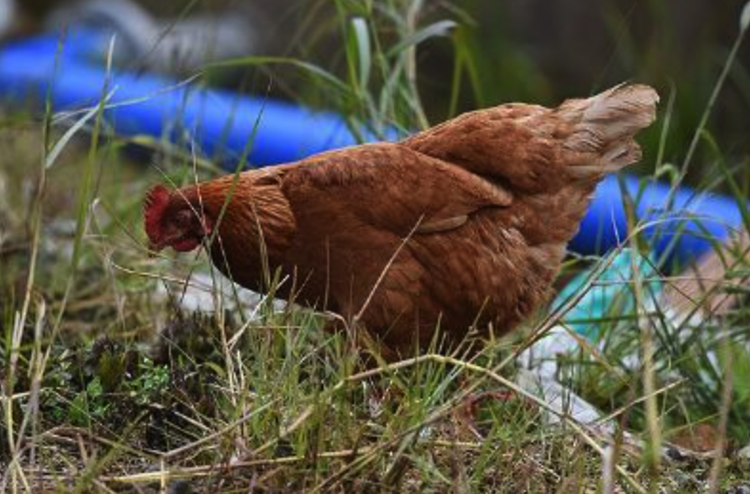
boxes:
[162,400,277,459]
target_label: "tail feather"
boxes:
[401,82,658,193]
[562,84,659,175]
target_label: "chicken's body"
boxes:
[145,84,658,359]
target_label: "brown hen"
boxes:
[144,84,658,359]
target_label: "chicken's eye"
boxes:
[174,210,194,228]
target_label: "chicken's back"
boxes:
[403,84,658,193]
[402,84,657,244]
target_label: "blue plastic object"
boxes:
[0,30,744,267]
[0,30,400,165]
[572,175,744,267]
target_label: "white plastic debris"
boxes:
[515,366,612,432]
[153,271,285,315]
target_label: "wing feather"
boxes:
[280,142,512,237]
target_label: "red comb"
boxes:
[144,185,171,242]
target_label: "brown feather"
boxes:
[144,84,659,360]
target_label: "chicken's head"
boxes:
[144,185,213,254]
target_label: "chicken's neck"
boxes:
[188,177,297,292]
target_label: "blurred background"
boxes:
[3,0,750,173]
